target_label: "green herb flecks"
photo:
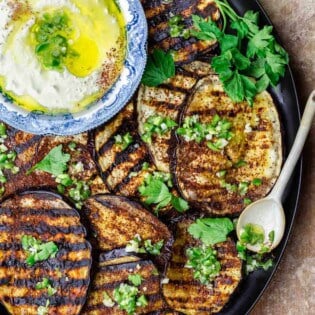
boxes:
[141,115,178,144]
[168,15,190,39]
[113,283,148,314]
[138,172,189,213]
[176,114,233,151]
[236,222,275,273]
[236,241,273,275]
[188,218,234,246]
[125,235,164,256]
[186,245,221,285]
[114,132,134,150]
[21,235,58,266]
[128,274,143,287]
[141,49,175,87]
[32,10,78,70]
[35,278,57,296]
[240,223,265,246]
[190,1,289,105]
[0,123,20,197]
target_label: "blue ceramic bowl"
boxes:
[0,0,147,135]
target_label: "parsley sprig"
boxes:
[191,0,289,104]
[141,49,175,87]
[138,172,189,213]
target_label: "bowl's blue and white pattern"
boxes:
[0,0,148,135]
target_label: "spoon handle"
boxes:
[270,90,315,200]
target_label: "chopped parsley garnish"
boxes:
[128,274,143,287]
[252,178,262,186]
[168,15,190,39]
[35,278,57,296]
[32,11,77,70]
[21,235,58,266]
[244,197,252,205]
[176,114,233,150]
[234,159,247,168]
[141,49,175,87]
[237,223,275,273]
[113,283,148,314]
[240,223,265,246]
[0,122,20,196]
[125,235,164,256]
[220,179,249,196]
[141,115,178,144]
[114,132,134,150]
[138,172,189,212]
[188,218,234,246]
[236,241,273,274]
[190,1,289,105]
[186,245,221,285]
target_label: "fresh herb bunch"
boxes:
[191,0,289,104]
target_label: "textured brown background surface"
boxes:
[252,0,315,314]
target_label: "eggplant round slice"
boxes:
[162,219,242,314]
[0,192,92,315]
[82,258,166,315]
[83,195,172,253]
[174,75,282,216]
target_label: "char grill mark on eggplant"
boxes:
[82,259,165,315]
[83,195,172,255]
[173,75,282,216]
[94,101,156,198]
[0,192,92,315]
[141,0,220,64]
[162,219,242,314]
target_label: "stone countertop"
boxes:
[252,0,315,314]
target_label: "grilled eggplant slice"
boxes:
[83,195,172,253]
[137,61,214,173]
[0,192,92,315]
[142,0,220,63]
[137,73,196,173]
[94,102,155,198]
[162,219,242,314]
[0,126,107,200]
[174,75,282,215]
[82,259,165,314]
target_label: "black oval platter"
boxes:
[0,0,302,314]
